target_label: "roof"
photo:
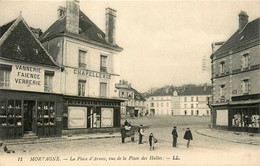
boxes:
[179,85,212,96]
[0,16,59,67]
[214,18,260,57]
[131,88,146,101]
[40,10,122,51]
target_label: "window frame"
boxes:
[78,49,87,68]
[78,80,86,96]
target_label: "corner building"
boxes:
[211,11,260,133]
[40,1,123,134]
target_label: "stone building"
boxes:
[115,80,146,117]
[0,15,63,139]
[39,0,123,134]
[211,11,260,133]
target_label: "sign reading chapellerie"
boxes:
[14,65,42,86]
[73,69,111,79]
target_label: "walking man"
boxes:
[172,126,178,147]
[121,125,126,143]
[183,128,193,148]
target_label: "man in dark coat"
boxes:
[183,128,193,148]
[138,124,144,144]
[172,126,178,147]
[121,125,127,143]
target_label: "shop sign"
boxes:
[73,69,111,79]
[216,109,228,126]
[13,64,43,91]
[68,107,87,129]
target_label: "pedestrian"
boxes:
[149,133,157,150]
[138,124,144,144]
[183,128,193,148]
[121,125,126,143]
[172,126,178,147]
[130,128,135,142]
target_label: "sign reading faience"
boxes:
[73,69,111,79]
[14,65,41,86]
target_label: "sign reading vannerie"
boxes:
[74,69,111,79]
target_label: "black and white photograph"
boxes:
[0,0,259,165]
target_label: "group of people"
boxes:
[172,126,193,148]
[121,120,193,150]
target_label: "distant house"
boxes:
[146,85,211,116]
[115,80,146,117]
[210,11,260,133]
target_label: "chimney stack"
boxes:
[238,11,248,33]
[66,0,79,34]
[105,8,117,45]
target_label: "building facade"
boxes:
[211,11,260,133]
[116,80,146,117]
[0,16,63,139]
[147,95,173,116]
[40,1,123,134]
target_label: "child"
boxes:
[149,133,157,150]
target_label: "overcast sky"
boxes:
[0,0,260,92]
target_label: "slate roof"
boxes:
[131,88,146,101]
[0,16,59,67]
[179,86,212,96]
[40,10,122,51]
[214,18,260,56]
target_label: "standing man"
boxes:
[172,126,178,147]
[138,124,144,144]
[183,128,193,148]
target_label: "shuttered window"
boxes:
[100,82,107,97]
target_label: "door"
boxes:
[23,101,35,132]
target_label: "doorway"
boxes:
[23,101,36,133]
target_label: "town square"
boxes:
[0,0,259,166]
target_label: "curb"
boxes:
[195,129,260,146]
[2,135,121,146]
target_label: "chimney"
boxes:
[238,11,248,33]
[30,27,42,38]
[105,8,116,45]
[66,0,79,34]
[57,6,66,19]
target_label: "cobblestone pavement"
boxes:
[0,117,259,166]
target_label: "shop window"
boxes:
[242,79,249,95]
[68,107,87,129]
[100,82,107,97]
[242,53,249,69]
[0,64,11,88]
[101,108,113,127]
[220,61,225,74]
[78,80,86,96]
[79,50,87,68]
[44,71,54,92]
[100,55,107,72]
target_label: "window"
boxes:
[44,71,54,92]
[196,110,199,115]
[101,108,113,127]
[220,61,225,74]
[161,103,163,107]
[100,82,107,97]
[100,55,107,72]
[150,103,154,107]
[191,97,193,101]
[191,104,193,108]
[184,104,187,108]
[196,97,199,102]
[242,54,249,69]
[184,110,187,115]
[220,84,225,97]
[78,80,86,96]
[79,50,87,68]
[0,66,11,88]
[184,97,187,102]
[157,103,159,107]
[242,79,249,94]
[191,110,193,115]
[167,102,169,107]
[196,103,198,108]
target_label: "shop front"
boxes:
[62,96,121,135]
[0,89,63,140]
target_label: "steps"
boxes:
[23,131,39,139]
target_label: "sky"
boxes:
[0,0,260,92]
